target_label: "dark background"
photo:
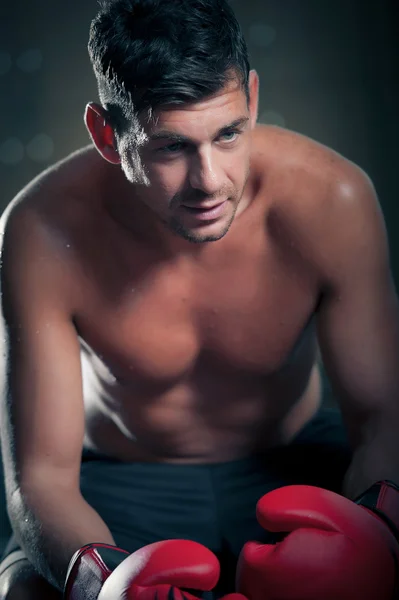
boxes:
[1,0,398,270]
[0,0,398,547]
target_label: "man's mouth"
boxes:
[181,200,227,221]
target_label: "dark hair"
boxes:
[88,0,250,136]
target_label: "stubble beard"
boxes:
[166,167,250,243]
[166,200,239,243]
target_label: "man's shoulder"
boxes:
[1,145,102,229]
[252,125,379,266]
[254,125,372,217]
[0,148,105,310]
[0,145,106,273]
[252,124,360,187]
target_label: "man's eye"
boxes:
[156,130,241,154]
[219,130,241,143]
[158,142,186,154]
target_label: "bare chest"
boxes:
[74,238,318,387]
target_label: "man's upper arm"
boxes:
[0,205,85,497]
[315,164,399,431]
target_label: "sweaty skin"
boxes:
[3,126,326,466]
[78,126,323,462]
[2,110,399,593]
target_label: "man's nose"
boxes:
[188,149,223,196]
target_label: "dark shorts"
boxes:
[1,407,351,596]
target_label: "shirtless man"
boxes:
[1,0,399,599]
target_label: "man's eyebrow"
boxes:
[148,116,250,143]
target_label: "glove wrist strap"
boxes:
[355,480,399,543]
[64,543,129,599]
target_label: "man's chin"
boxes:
[167,202,238,243]
[180,230,228,244]
[168,216,234,244]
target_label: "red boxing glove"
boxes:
[64,543,130,599]
[97,539,247,600]
[236,482,399,600]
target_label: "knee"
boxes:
[0,552,61,600]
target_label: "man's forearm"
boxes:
[342,412,399,499]
[9,485,116,591]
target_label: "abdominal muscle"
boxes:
[81,350,323,464]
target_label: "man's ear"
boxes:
[84,102,120,164]
[247,70,259,129]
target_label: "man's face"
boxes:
[119,72,259,243]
